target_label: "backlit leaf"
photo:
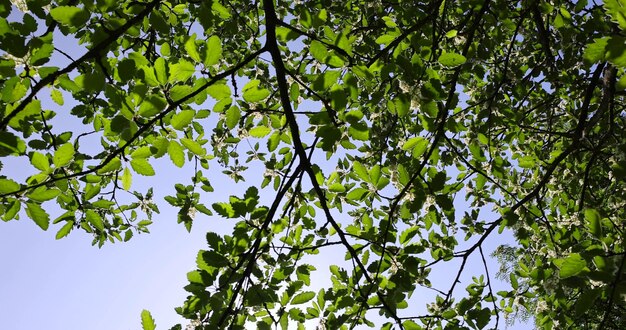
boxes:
[249,126,271,138]
[243,80,270,103]
[53,143,74,168]
[204,35,222,66]
[26,202,49,230]
[291,291,315,305]
[141,310,156,330]
[438,51,466,67]
[131,158,156,176]
[168,141,185,167]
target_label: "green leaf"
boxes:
[154,57,167,85]
[28,187,60,202]
[121,167,132,190]
[243,80,270,103]
[97,157,122,174]
[204,35,222,66]
[584,37,626,67]
[346,187,369,201]
[0,179,20,194]
[438,51,466,67]
[291,291,315,305]
[328,183,346,193]
[141,310,156,330]
[402,320,421,330]
[574,288,601,315]
[352,161,369,182]
[131,158,156,176]
[225,106,240,130]
[184,34,201,62]
[559,253,587,278]
[584,209,602,238]
[30,151,50,171]
[55,220,74,239]
[206,84,231,100]
[0,131,26,156]
[169,60,196,83]
[50,89,64,105]
[395,94,410,117]
[605,0,626,30]
[26,202,49,230]
[180,138,206,156]
[400,226,419,245]
[49,6,90,28]
[212,202,235,218]
[310,40,344,68]
[168,141,185,167]
[249,126,271,138]
[171,110,195,130]
[53,143,74,167]
[85,210,104,231]
[138,95,167,117]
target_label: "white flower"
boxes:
[10,0,28,12]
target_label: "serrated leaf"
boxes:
[26,202,49,230]
[395,94,410,117]
[131,146,153,159]
[206,84,231,100]
[328,183,346,193]
[49,6,90,28]
[30,151,50,171]
[225,106,240,130]
[0,178,20,194]
[243,80,270,103]
[352,161,369,182]
[249,126,271,138]
[402,136,425,151]
[50,89,64,105]
[168,141,185,167]
[138,95,167,117]
[346,187,369,201]
[403,320,421,330]
[131,158,156,176]
[97,157,122,174]
[584,209,602,238]
[400,226,419,245]
[121,167,132,190]
[212,202,235,218]
[154,57,167,85]
[204,35,222,66]
[180,138,206,156]
[559,253,587,278]
[141,310,156,330]
[605,0,626,30]
[0,131,26,156]
[184,34,201,62]
[53,143,74,167]
[28,187,60,202]
[169,60,196,83]
[438,51,466,67]
[85,209,104,231]
[55,220,74,239]
[291,291,315,305]
[171,110,195,130]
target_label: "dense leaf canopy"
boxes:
[2,0,626,329]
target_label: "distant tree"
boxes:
[2,0,626,329]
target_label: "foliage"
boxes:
[2,0,626,329]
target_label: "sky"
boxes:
[0,4,533,330]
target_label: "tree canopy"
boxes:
[2,0,626,329]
